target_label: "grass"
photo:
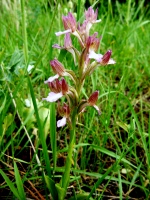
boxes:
[0,0,150,199]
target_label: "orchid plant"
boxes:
[43,6,115,200]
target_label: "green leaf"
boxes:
[14,162,26,199]
[27,76,52,177]
[2,113,13,133]
[129,161,142,190]
[68,193,92,200]
[55,183,66,200]
[39,106,50,139]
[45,175,58,200]
[0,169,21,200]
[1,113,14,144]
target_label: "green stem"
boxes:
[61,109,77,198]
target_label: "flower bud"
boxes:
[88,91,99,106]
[61,78,69,95]
[100,50,112,65]
[68,1,73,10]
[50,59,65,76]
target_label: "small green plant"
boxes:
[42,7,115,200]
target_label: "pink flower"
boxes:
[88,91,101,114]
[85,7,99,23]
[43,79,69,102]
[81,33,101,70]
[84,7,101,37]
[78,91,101,115]
[55,12,77,36]
[77,21,88,42]
[55,13,84,47]
[44,59,69,83]
[62,12,76,32]
[52,34,76,64]
[88,90,99,106]
[57,103,70,127]
[86,32,101,56]
[89,50,116,65]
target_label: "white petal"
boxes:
[108,58,116,65]
[89,50,103,61]
[24,99,31,108]
[27,64,34,74]
[93,105,101,115]
[55,29,71,36]
[57,117,66,127]
[42,92,63,102]
[86,22,92,34]
[44,74,59,84]
[93,19,102,24]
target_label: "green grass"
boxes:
[0,0,150,199]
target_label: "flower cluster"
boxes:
[43,7,115,127]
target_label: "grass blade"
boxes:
[14,162,26,199]
[87,163,115,199]
[118,170,123,200]
[0,169,21,200]
[28,76,59,200]
[50,102,57,170]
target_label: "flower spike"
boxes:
[44,6,115,128]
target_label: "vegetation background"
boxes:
[0,0,150,199]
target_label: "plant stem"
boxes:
[21,0,28,64]
[61,109,77,198]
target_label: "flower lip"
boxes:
[42,92,63,102]
[57,117,67,127]
[44,74,59,84]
